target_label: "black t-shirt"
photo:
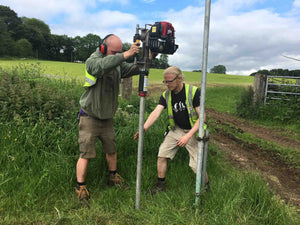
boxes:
[159,84,200,129]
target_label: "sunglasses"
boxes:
[162,76,178,84]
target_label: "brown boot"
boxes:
[76,185,90,207]
[205,181,211,192]
[108,173,130,190]
[150,180,166,195]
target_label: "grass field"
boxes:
[0,59,254,86]
[0,60,299,224]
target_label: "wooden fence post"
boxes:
[121,77,132,100]
[253,73,267,105]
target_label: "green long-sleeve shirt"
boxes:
[79,47,139,119]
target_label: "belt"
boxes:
[77,109,88,120]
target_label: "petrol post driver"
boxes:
[134,22,178,96]
[134,22,178,209]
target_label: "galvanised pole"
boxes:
[135,69,148,210]
[135,95,145,209]
[135,26,150,209]
[195,0,211,206]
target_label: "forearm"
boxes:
[144,112,160,131]
[185,110,206,139]
[144,105,164,131]
[186,119,200,139]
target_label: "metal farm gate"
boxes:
[264,75,300,104]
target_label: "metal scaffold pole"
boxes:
[195,0,211,206]
[135,94,145,209]
[135,25,150,210]
[135,69,148,210]
[134,21,178,210]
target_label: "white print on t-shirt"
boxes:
[173,101,186,113]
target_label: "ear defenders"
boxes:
[100,34,114,55]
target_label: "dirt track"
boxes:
[206,108,300,211]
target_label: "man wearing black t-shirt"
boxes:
[134,66,209,194]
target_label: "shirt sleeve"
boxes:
[120,61,140,78]
[192,88,201,108]
[158,95,167,108]
[86,51,124,77]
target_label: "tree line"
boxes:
[250,68,300,77]
[0,5,169,68]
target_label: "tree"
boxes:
[159,54,169,69]
[85,33,101,52]
[22,17,51,59]
[0,18,15,56]
[210,65,226,74]
[0,5,23,40]
[152,54,169,69]
[15,39,33,57]
[73,34,101,61]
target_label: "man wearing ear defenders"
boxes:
[75,34,140,206]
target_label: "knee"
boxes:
[158,157,168,163]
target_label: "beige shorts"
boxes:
[78,115,116,159]
[158,126,198,173]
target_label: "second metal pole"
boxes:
[195,0,211,206]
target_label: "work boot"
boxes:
[108,173,130,190]
[150,180,166,195]
[76,185,90,207]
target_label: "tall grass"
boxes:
[236,87,300,133]
[206,86,248,114]
[0,64,299,224]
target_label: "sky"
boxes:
[1,0,300,75]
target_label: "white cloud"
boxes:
[291,0,300,16]
[1,0,84,21]
[213,0,263,13]
[1,0,139,39]
[163,1,300,75]
[293,0,300,8]
[52,10,138,39]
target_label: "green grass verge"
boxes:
[0,61,299,224]
[1,116,299,224]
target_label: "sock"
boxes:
[109,170,117,175]
[77,182,86,190]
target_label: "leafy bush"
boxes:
[0,64,81,123]
[236,87,258,118]
[236,86,300,125]
[118,94,157,114]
